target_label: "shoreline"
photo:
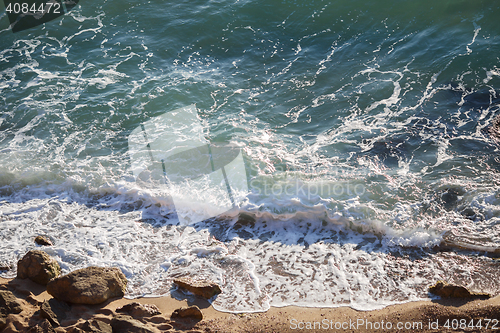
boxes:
[2,277,500,332]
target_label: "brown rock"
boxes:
[17,250,61,285]
[28,319,55,333]
[116,302,161,318]
[489,114,500,142]
[111,315,160,333]
[80,319,112,333]
[5,314,30,332]
[171,305,203,320]
[157,323,174,330]
[40,319,56,333]
[173,277,221,299]
[429,281,492,299]
[66,328,85,333]
[26,293,42,306]
[40,298,70,327]
[148,316,170,324]
[47,266,127,305]
[0,289,23,330]
[0,290,23,315]
[35,236,53,246]
[95,308,114,316]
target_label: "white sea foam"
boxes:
[1,168,499,312]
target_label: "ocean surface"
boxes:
[1,0,500,312]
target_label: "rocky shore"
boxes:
[1,246,499,332]
[1,247,223,333]
[2,273,500,333]
[0,275,217,333]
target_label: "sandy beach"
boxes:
[2,276,500,332]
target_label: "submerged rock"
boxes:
[171,305,203,320]
[35,236,53,246]
[429,281,491,299]
[0,262,12,271]
[17,250,61,285]
[173,277,221,299]
[47,266,127,305]
[116,302,161,318]
[489,114,500,142]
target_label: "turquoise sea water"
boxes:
[1,0,500,312]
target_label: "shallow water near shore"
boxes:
[1,0,500,313]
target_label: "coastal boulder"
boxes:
[47,266,127,305]
[173,277,221,299]
[429,281,491,299]
[35,236,53,246]
[116,302,161,317]
[171,305,203,320]
[17,250,61,285]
